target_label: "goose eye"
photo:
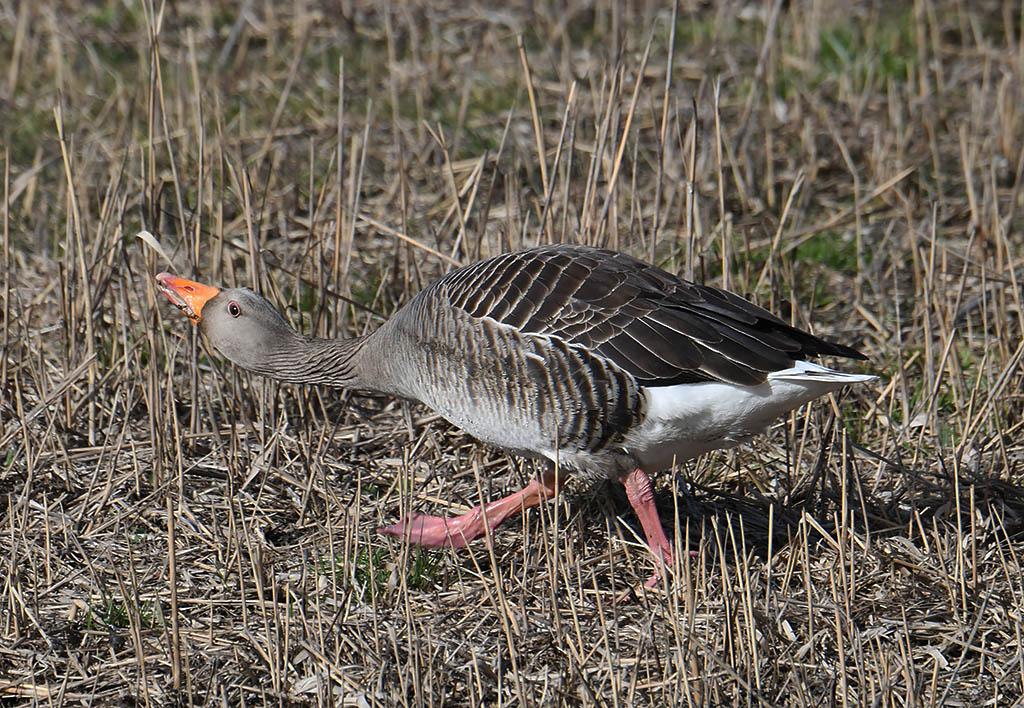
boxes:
[228,301,241,318]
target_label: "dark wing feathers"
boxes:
[636,319,706,368]
[438,244,865,387]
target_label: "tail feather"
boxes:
[767,359,877,384]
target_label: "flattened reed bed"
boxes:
[2,1,1023,705]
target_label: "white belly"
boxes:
[623,362,874,472]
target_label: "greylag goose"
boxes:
[157,244,874,588]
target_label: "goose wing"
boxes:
[437,244,864,387]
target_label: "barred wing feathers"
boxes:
[436,245,864,388]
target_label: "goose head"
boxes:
[156,272,303,374]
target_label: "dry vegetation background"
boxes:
[2,0,1023,705]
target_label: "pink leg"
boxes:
[379,471,561,548]
[620,468,675,588]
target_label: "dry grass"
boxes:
[2,0,1024,705]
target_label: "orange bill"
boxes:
[156,272,221,323]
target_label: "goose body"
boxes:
[158,244,874,588]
